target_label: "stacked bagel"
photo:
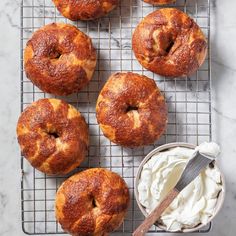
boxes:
[17,1,207,235]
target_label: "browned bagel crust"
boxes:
[24,23,97,95]
[53,0,119,21]
[96,72,167,147]
[132,8,207,77]
[144,0,175,5]
[17,98,89,175]
[55,168,130,236]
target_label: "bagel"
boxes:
[24,23,97,95]
[52,0,119,21]
[144,0,175,5]
[132,8,207,77]
[55,168,130,235]
[17,98,89,175]
[96,72,167,147]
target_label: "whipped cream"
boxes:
[138,142,222,232]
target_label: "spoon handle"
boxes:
[133,188,179,236]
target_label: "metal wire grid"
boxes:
[20,0,212,234]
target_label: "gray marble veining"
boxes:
[0,0,236,235]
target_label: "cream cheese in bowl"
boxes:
[136,142,224,232]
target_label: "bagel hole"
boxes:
[49,50,61,60]
[92,198,97,208]
[48,132,59,139]
[165,40,175,53]
[54,53,61,59]
[126,106,139,113]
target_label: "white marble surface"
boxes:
[0,0,236,235]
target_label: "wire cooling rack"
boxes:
[20,0,212,234]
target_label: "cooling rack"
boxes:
[20,0,212,234]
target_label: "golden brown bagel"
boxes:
[17,98,89,175]
[52,0,119,21]
[24,23,96,96]
[96,72,167,147]
[132,8,207,77]
[55,168,130,236]
[144,0,175,5]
